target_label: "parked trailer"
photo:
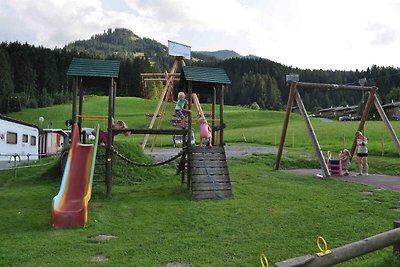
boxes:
[0,114,40,162]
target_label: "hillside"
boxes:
[65,28,250,63]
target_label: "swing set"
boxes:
[275,78,400,178]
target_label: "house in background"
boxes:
[318,105,358,118]
[382,101,400,120]
[0,114,40,162]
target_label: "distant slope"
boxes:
[66,28,250,63]
[195,50,260,60]
[65,28,167,60]
[195,50,242,60]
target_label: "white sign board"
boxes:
[168,40,191,60]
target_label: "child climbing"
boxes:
[199,117,212,148]
[92,118,128,145]
[175,92,191,128]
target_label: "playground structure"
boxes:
[275,80,400,177]
[66,50,232,199]
[51,123,99,228]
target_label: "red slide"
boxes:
[51,124,98,228]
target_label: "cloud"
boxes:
[368,23,400,46]
[0,0,399,70]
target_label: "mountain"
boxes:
[65,28,254,64]
[196,50,242,60]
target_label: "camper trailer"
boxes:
[0,115,40,162]
[39,129,68,156]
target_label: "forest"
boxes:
[1,28,400,114]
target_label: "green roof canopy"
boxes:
[181,66,231,85]
[67,58,120,78]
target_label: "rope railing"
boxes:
[113,148,187,167]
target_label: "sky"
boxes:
[1,0,400,71]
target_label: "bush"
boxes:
[27,98,38,108]
[250,102,260,110]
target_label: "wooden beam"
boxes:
[140,73,181,77]
[374,94,400,155]
[220,85,224,146]
[106,77,114,197]
[350,88,377,161]
[276,82,297,170]
[143,78,180,82]
[113,128,189,135]
[294,90,330,177]
[297,82,376,91]
[275,225,400,267]
[71,77,78,128]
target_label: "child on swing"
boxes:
[199,117,212,148]
[175,92,191,128]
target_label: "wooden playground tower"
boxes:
[67,45,233,199]
[140,49,233,199]
[275,78,400,177]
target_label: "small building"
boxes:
[0,114,40,162]
[318,105,358,117]
[39,129,68,156]
[382,101,400,120]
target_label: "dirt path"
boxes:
[286,169,400,192]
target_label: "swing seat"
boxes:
[327,159,343,176]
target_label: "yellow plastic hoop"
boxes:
[316,236,331,256]
[260,254,269,267]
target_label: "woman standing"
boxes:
[355,131,368,175]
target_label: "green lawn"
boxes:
[1,96,400,266]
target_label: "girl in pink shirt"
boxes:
[199,117,212,148]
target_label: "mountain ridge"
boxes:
[65,28,259,62]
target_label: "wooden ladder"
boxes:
[187,146,232,200]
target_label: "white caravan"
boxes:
[0,114,40,162]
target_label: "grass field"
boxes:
[1,96,400,266]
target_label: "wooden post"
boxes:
[78,78,84,136]
[294,90,330,177]
[276,82,297,170]
[106,78,114,197]
[187,81,193,191]
[71,77,78,131]
[374,94,400,156]
[212,86,216,146]
[381,133,385,156]
[350,88,377,161]
[220,85,224,146]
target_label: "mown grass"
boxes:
[1,149,400,266]
[1,96,400,266]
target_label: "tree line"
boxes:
[1,39,400,115]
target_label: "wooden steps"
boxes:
[187,146,232,200]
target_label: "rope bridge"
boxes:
[113,148,187,167]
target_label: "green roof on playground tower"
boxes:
[67,58,120,78]
[181,66,231,85]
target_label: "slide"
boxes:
[51,123,99,229]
